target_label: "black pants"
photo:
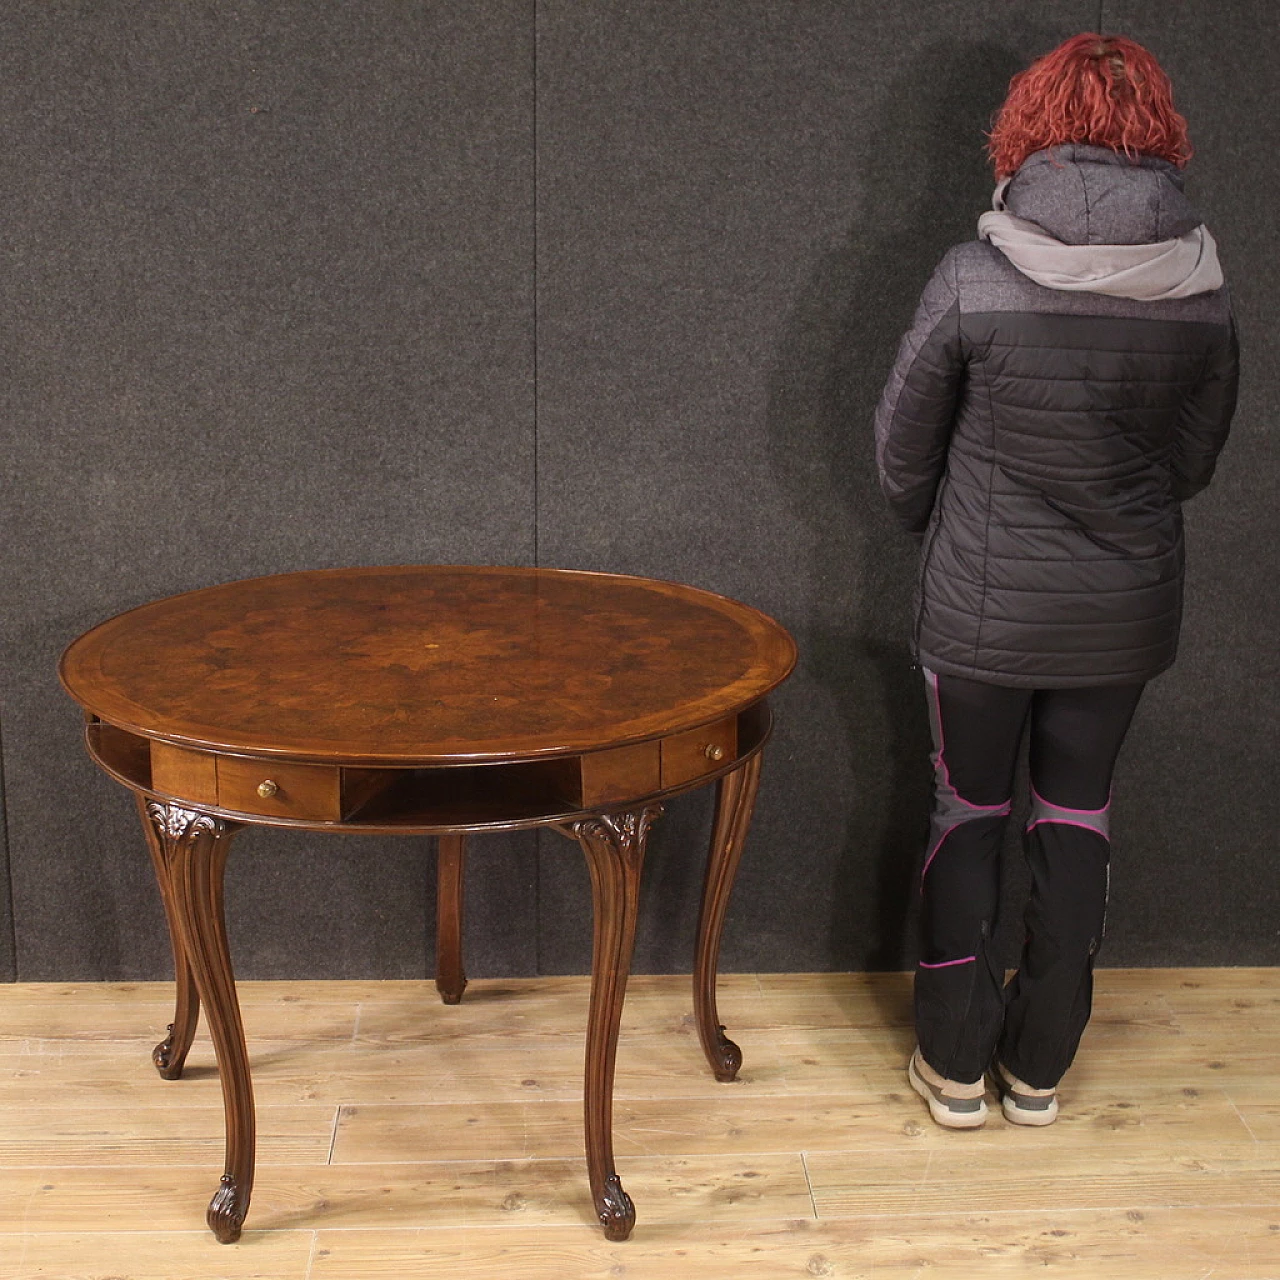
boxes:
[915,669,1145,1089]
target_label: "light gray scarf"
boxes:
[978,179,1223,300]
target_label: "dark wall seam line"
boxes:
[0,712,18,981]
[532,0,540,571]
[532,0,542,977]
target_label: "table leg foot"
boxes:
[435,833,468,1005]
[596,1172,636,1241]
[137,795,201,1080]
[694,752,763,1083]
[704,1027,744,1084]
[152,1023,190,1079]
[207,1173,249,1243]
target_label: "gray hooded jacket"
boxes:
[874,145,1237,687]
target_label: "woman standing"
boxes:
[874,34,1237,1128]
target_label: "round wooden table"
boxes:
[59,565,796,1242]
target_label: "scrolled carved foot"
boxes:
[596,1172,636,1241]
[207,1174,248,1243]
[152,1025,184,1080]
[710,1025,743,1083]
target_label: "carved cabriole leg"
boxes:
[435,832,467,1005]
[571,806,662,1242]
[145,802,253,1244]
[693,752,763,1082]
[135,793,200,1079]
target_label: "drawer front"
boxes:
[660,716,738,788]
[216,756,343,821]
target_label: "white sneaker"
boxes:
[908,1049,988,1129]
[994,1061,1059,1126]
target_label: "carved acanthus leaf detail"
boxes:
[574,805,663,856]
[146,801,218,842]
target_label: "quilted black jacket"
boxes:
[875,147,1238,687]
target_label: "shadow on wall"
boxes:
[765,40,1036,972]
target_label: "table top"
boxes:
[59,566,797,765]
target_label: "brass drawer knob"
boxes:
[703,743,725,762]
[256,779,280,799]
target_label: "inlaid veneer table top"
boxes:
[59,565,796,1243]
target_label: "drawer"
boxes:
[152,742,333,818]
[148,746,401,823]
[216,757,344,821]
[660,716,738,788]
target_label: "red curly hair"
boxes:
[987,34,1192,178]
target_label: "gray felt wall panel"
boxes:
[533,1,1104,974]
[1092,1,1280,963]
[1,2,538,979]
[2,3,1275,982]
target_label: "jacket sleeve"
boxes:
[874,249,966,536]
[1171,315,1239,501]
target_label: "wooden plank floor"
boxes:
[1,970,1278,1279]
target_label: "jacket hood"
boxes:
[1002,144,1201,246]
[977,145,1223,301]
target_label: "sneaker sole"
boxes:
[1000,1093,1059,1126]
[993,1066,1059,1126]
[908,1052,987,1129]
